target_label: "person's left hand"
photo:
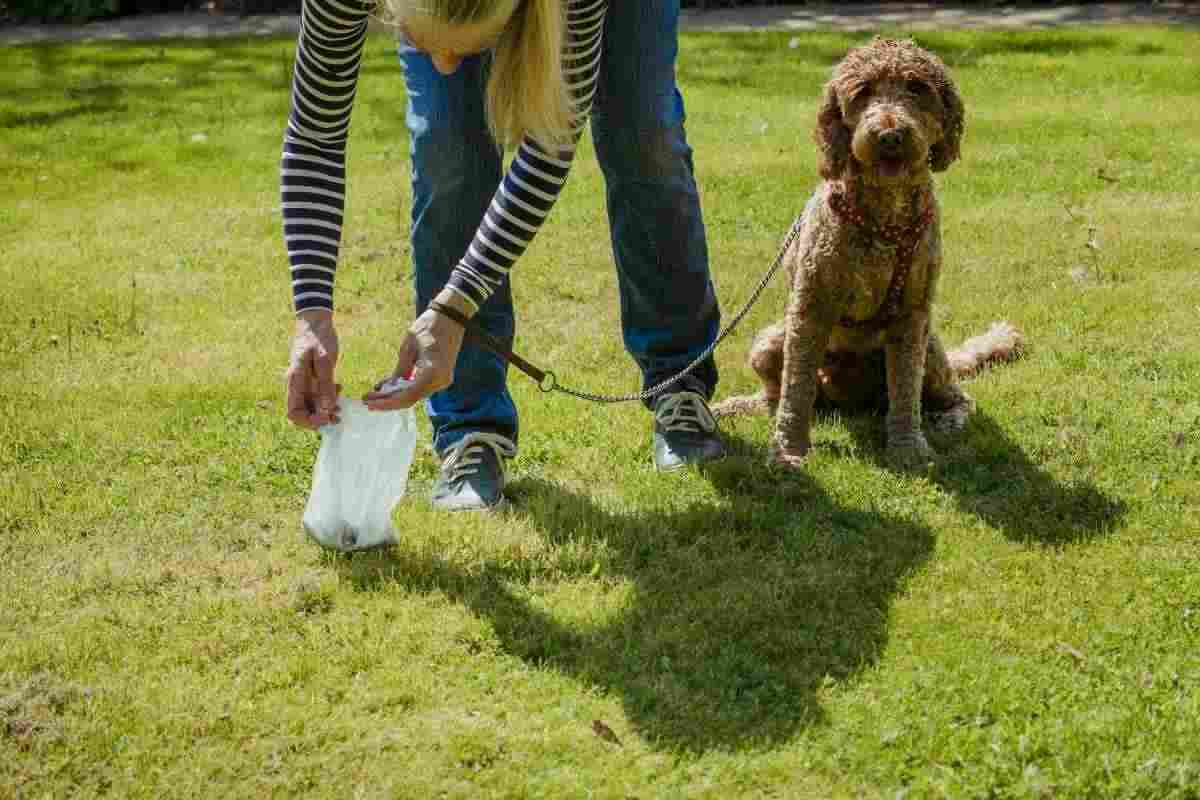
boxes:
[363,293,469,411]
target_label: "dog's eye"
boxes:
[906,80,931,97]
[853,85,873,102]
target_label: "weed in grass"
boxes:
[1064,202,1118,285]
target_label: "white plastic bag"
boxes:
[302,386,416,552]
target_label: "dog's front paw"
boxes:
[768,437,810,470]
[886,433,936,471]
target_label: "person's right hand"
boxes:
[363,289,470,412]
[286,310,341,430]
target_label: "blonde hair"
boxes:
[382,0,573,149]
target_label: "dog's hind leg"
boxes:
[711,392,776,418]
[925,321,1026,433]
[749,321,786,404]
[923,331,975,434]
[711,322,784,418]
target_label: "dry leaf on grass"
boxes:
[592,719,622,746]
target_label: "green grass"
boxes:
[3,23,1199,799]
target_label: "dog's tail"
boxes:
[947,320,1025,379]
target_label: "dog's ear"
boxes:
[814,82,851,179]
[930,75,964,172]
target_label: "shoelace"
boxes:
[655,392,717,434]
[441,432,517,484]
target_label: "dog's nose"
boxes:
[878,128,908,153]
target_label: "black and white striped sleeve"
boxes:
[445,0,608,310]
[281,0,371,314]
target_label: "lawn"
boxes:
[2,21,1198,799]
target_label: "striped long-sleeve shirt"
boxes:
[282,0,608,314]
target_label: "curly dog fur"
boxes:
[713,38,1023,468]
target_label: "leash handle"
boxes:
[427,300,557,392]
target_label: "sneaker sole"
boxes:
[432,494,510,513]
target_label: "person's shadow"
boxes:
[334,434,936,753]
[332,404,1122,752]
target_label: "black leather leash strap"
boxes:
[427,300,557,391]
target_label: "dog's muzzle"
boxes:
[877,127,910,157]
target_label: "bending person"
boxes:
[283,0,724,511]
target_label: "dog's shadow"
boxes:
[825,407,1127,544]
[335,458,935,753]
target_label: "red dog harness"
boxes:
[828,183,935,332]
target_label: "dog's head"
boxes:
[815,38,964,184]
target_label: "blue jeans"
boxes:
[400,0,720,454]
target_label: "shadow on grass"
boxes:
[335,441,934,753]
[0,36,398,132]
[830,407,1127,545]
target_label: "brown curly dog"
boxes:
[713,38,1023,469]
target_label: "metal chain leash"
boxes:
[546,215,805,404]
